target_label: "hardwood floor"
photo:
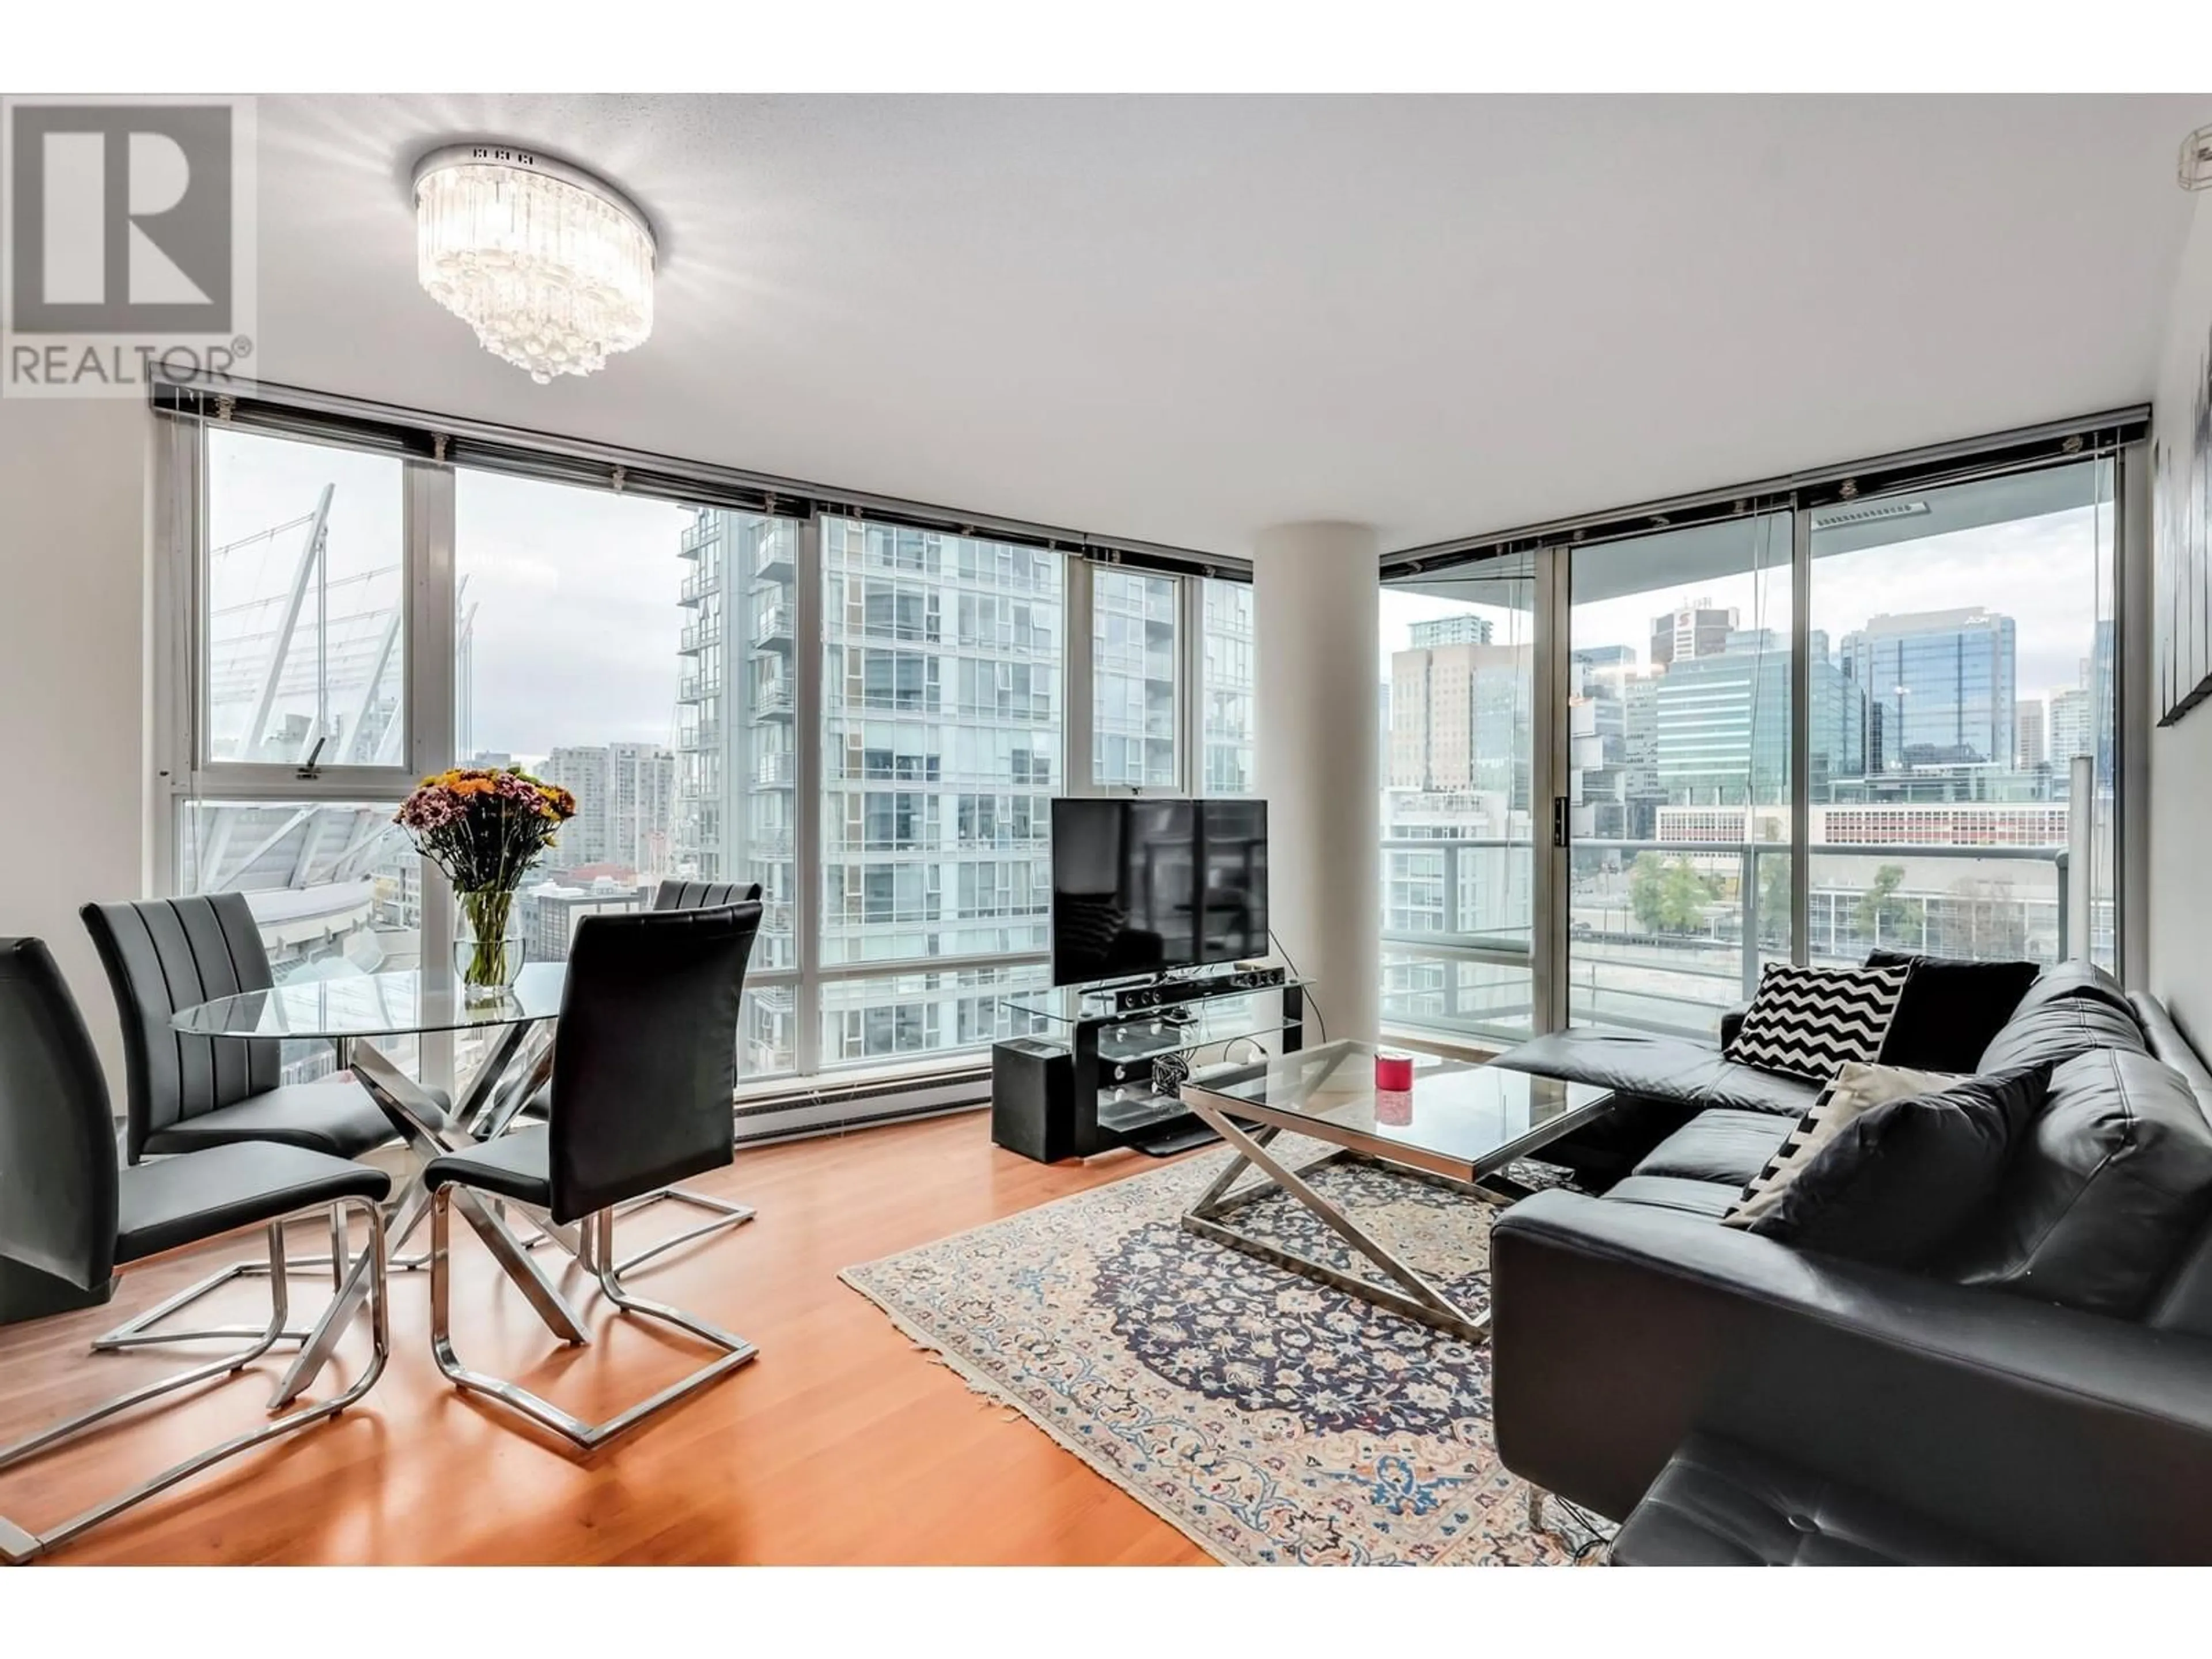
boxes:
[0,1112,1211,1565]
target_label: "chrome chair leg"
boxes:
[430,1196,755,1452]
[522,1185,755,1274]
[87,1210,339,1352]
[0,1198,389,1566]
[328,1207,349,1290]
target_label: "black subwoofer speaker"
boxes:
[991,1037,1077,1162]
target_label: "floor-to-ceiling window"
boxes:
[179,429,419,983]
[1376,427,2132,1051]
[1200,578,1257,794]
[453,474,800,1077]
[1565,513,1796,1036]
[1092,569,1179,789]
[1806,461,2118,971]
[162,392,1256,1122]
[1377,554,1538,1043]
[817,517,1066,1066]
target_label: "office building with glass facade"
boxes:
[1841,607,2018,772]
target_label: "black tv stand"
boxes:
[989,965,1307,1163]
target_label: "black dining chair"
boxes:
[0,937,390,1565]
[619,878,766,1268]
[77,893,444,1350]
[518,877,765,1272]
[422,901,762,1450]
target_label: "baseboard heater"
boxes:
[731,1063,991,1149]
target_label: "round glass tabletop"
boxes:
[171,963,566,1041]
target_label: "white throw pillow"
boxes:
[1722,1060,1965,1229]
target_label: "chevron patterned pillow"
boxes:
[1723,961,1914,1081]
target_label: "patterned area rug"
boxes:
[841,1144,1609,1565]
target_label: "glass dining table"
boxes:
[172,964,582,1408]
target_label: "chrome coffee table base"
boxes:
[1179,1105,1507,1346]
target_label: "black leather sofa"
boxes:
[1486,962,2212,1563]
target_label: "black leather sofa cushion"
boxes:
[1687,1063,1823,1119]
[116,1142,391,1264]
[1610,1433,2016,1565]
[139,1080,441,1162]
[1489,1028,1723,1099]
[2006,959,2139,1027]
[1599,1175,1738,1219]
[1634,1109,1793,1187]
[1868,949,2038,1073]
[1491,1028,1819,1118]
[1975,995,2149,1074]
[1944,1048,2212,1317]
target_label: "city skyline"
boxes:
[1380,497,2115,701]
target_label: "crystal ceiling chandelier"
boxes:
[413,144,656,384]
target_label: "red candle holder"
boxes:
[1374,1051,1414,1091]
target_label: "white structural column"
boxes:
[1251,522,1381,1044]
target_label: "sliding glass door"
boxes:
[1376,438,2131,1054]
[1378,554,1539,1043]
[1562,513,1797,1037]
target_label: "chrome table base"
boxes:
[1178,1103,1509,1346]
[265,1027,559,1410]
[0,1196,389,1566]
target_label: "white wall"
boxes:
[2151,190,2212,1042]
[0,397,154,1092]
[1252,522,1381,1044]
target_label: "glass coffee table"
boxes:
[1177,1040,1615,1343]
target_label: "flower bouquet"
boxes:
[395,766,577,998]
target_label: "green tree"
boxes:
[1758,853,1792,948]
[1631,853,1715,935]
[1854,863,1910,945]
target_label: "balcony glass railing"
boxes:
[1380,835,2106,1047]
[751,605,794,646]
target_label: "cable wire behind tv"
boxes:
[1266,929,1326,1046]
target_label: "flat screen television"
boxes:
[1050,797,1268,986]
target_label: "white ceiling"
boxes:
[253,94,2206,555]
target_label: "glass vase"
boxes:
[454,887,524,1002]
